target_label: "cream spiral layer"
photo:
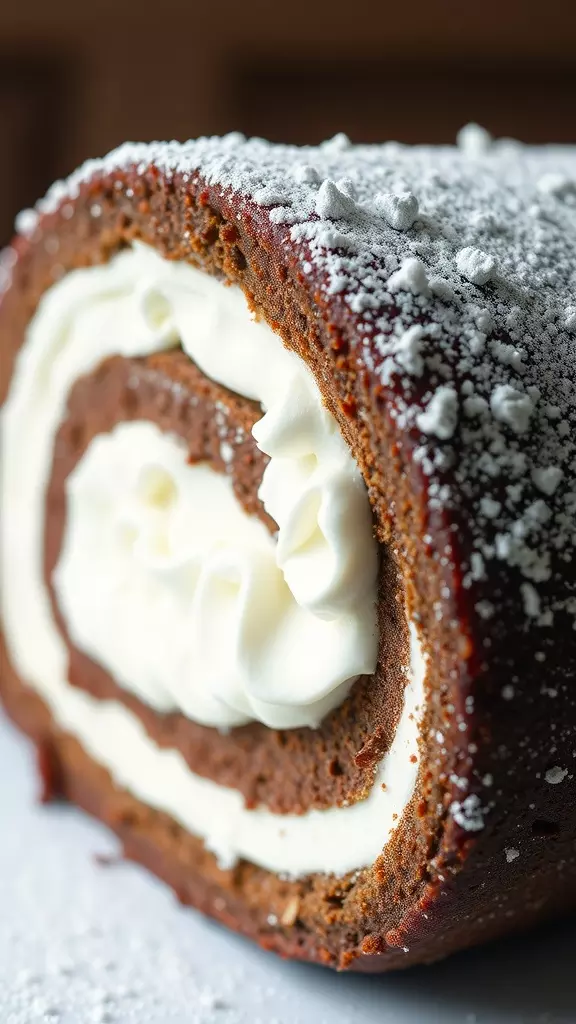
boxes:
[0,242,427,875]
[2,243,378,730]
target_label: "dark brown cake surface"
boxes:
[1,133,576,971]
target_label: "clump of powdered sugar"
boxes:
[5,126,576,638]
[450,794,485,832]
[417,387,459,440]
[490,385,534,434]
[387,256,431,296]
[373,191,419,231]
[545,766,568,785]
[455,246,497,285]
[315,179,358,220]
[457,123,493,157]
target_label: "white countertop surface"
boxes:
[1,709,575,1024]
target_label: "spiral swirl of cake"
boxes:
[2,128,576,970]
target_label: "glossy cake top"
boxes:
[4,127,576,633]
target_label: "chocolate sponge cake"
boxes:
[2,127,576,971]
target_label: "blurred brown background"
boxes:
[1,0,576,246]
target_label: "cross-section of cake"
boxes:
[1,127,576,971]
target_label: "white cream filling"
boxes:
[2,243,377,731]
[1,242,426,875]
[54,422,375,728]
[7,620,425,876]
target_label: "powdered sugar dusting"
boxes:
[5,127,576,634]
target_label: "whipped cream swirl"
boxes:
[2,244,378,730]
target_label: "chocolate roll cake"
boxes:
[1,126,576,971]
